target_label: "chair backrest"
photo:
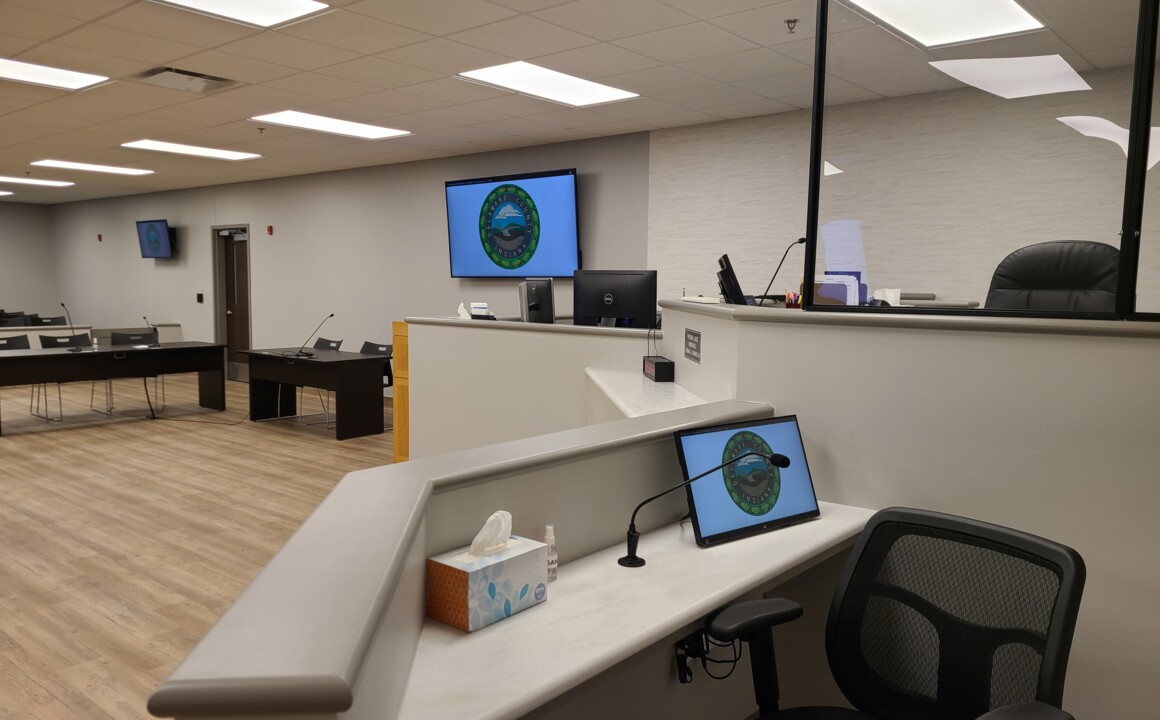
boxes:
[0,334,31,350]
[360,341,394,386]
[984,240,1118,312]
[40,333,92,349]
[314,337,342,350]
[111,330,159,346]
[1,310,24,318]
[825,507,1085,720]
[0,315,30,327]
[37,315,67,326]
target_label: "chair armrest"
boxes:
[976,702,1074,720]
[706,598,803,642]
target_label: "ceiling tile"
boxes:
[264,72,383,101]
[1082,47,1136,70]
[465,93,566,117]
[785,27,917,66]
[635,107,720,127]
[1,0,137,21]
[582,119,659,135]
[345,89,451,114]
[97,2,259,47]
[215,32,360,71]
[16,42,154,79]
[379,38,509,77]
[0,32,38,56]
[215,84,328,111]
[1054,19,1138,65]
[178,50,301,85]
[613,22,756,64]
[533,0,695,41]
[863,74,962,98]
[412,103,510,127]
[472,116,570,135]
[395,77,511,103]
[425,125,519,148]
[130,96,266,126]
[709,0,872,47]
[1023,0,1137,27]
[1,4,87,41]
[733,69,842,99]
[317,56,444,89]
[377,113,459,133]
[926,30,1071,62]
[529,106,620,127]
[533,43,663,79]
[654,83,766,110]
[278,10,431,54]
[782,85,883,109]
[601,65,715,95]
[347,0,516,35]
[710,97,798,119]
[678,48,807,82]
[829,51,939,86]
[295,100,398,123]
[586,96,685,119]
[653,0,774,20]
[0,94,43,115]
[76,79,197,109]
[53,24,204,65]
[449,15,596,58]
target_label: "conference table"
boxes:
[0,341,226,434]
[243,348,385,440]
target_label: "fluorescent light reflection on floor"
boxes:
[459,62,637,107]
[846,0,1042,47]
[930,55,1090,99]
[250,111,410,139]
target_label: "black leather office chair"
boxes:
[110,330,164,411]
[35,315,67,326]
[984,241,1118,312]
[300,337,342,426]
[0,334,31,435]
[33,333,96,421]
[360,341,393,429]
[707,507,1084,720]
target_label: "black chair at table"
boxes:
[359,341,393,429]
[0,334,31,434]
[32,331,102,417]
[299,337,342,427]
[0,315,29,327]
[34,315,67,326]
[110,330,165,411]
[705,507,1085,720]
[984,240,1118,312]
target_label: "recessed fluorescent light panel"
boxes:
[845,0,1042,47]
[0,176,74,187]
[122,140,260,161]
[250,111,410,139]
[32,159,154,176]
[154,0,328,27]
[930,55,1090,99]
[458,61,638,107]
[0,58,107,90]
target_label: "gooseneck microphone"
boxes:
[60,302,83,353]
[756,238,807,306]
[292,313,334,358]
[143,316,161,347]
[618,451,791,567]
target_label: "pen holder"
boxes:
[785,301,801,309]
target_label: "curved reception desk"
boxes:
[149,399,873,720]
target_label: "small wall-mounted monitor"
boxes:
[573,269,658,329]
[446,168,580,278]
[136,219,176,258]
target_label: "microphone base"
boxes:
[291,351,316,358]
[67,347,84,353]
[618,555,646,568]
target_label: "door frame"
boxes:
[212,224,252,382]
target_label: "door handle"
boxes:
[226,310,234,315]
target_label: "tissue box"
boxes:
[427,535,548,632]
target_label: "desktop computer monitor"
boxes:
[717,254,749,305]
[573,269,658,328]
[519,278,555,323]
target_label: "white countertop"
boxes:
[396,501,872,720]
[585,367,707,418]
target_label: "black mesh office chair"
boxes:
[35,315,67,326]
[360,341,393,429]
[33,333,99,420]
[984,241,1118,312]
[0,334,31,435]
[707,507,1085,720]
[300,337,342,426]
[110,330,164,411]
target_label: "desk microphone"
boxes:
[142,316,161,347]
[756,238,807,306]
[60,302,84,353]
[293,313,334,358]
[618,451,791,568]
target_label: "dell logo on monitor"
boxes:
[603,293,614,305]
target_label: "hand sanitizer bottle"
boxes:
[545,524,557,581]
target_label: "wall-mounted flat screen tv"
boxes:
[136,219,176,259]
[445,168,579,278]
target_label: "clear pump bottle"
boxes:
[545,524,557,581]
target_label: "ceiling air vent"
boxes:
[134,67,237,94]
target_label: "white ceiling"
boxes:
[0,0,1139,203]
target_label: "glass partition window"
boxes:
[811,0,1141,315]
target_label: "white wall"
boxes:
[0,203,57,316]
[649,66,1160,311]
[50,132,649,346]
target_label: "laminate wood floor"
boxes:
[0,373,393,719]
